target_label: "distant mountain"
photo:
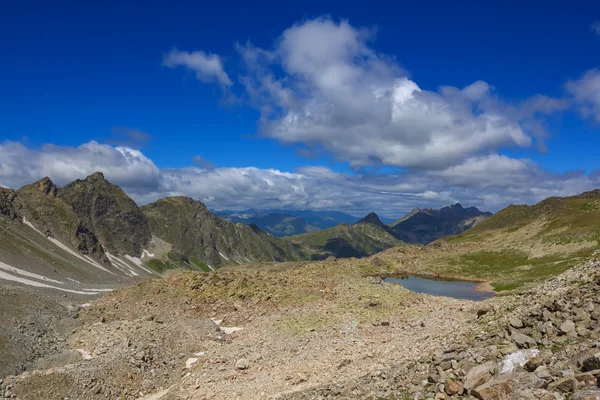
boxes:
[388,203,492,245]
[251,213,320,237]
[215,208,371,231]
[285,212,403,259]
[141,197,309,269]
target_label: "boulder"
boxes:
[498,349,540,375]
[470,372,542,400]
[444,378,463,396]
[511,331,536,348]
[560,320,576,334]
[464,362,496,391]
[510,318,524,329]
[547,376,578,393]
[582,352,600,372]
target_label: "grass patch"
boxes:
[438,247,596,291]
[189,256,212,272]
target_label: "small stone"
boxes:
[510,317,524,329]
[535,365,552,379]
[235,358,250,370]
[445,378,463,396]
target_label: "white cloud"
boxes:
[1,141,598,218]
[591,21,600,36]
[0,141,161,191]
[163,49,233,87]
[566,69,600,121]
[230,17,551,170]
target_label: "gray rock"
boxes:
[534,366,552,379]
[510,318,524,329]
[560,320,576,334]
[511,331,536,348]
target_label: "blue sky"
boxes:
[1,0,600,217]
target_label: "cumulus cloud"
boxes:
[0,141,161,192]
[1,141,598,218]
[163,49,233,87]
[230,18,558,170]
[566,69,600,121]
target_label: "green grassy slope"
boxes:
[285,213,403,259]
[374,189,600,291]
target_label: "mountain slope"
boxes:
[371,189,600,290]
[285,212,402,259]
[388,203,492,245]
[58,172,151,257]
[141,197,309,269]
[15,173,152,261]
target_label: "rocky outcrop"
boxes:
[13,173,151,262]
[58,172,151,256]
[0,188,18,219]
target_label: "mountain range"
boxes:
[388,203,492,245]
[0,172,495,285]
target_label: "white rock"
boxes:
[498,349,540,375]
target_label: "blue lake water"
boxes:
[384,276,494,301]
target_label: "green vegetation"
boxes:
[189,256,212,272]
[286,213,402,259]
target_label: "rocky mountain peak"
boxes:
[58,172,152,256]
[19,177,57,197]
[355,212,385,227]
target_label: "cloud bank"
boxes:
[1,140,598,217]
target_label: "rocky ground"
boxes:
[2,253,600,399]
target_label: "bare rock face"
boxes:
[14,173,151,261]
[141,196,308,268]
[58,172,151,257]
[0,188,18,219]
